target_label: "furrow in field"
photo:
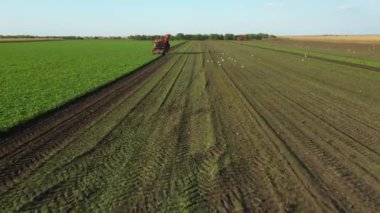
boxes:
[114,50,196,211]
[210,42,380,212]
[0,44,192,210]
[205,49,281,212]
[203,44,331,212]
[117,44,214,211]
[231,43,380,166]
[217,42,380,161]
[17,45,194,211]
[230,68,380,211]
[220,48,380,167]
[249,57,380,152]
[216,63,350,211]
[242,43,380,131]
[23,54,192,211]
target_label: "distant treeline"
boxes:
[0,33,276,41]
[129,33,276,40]
[0,35,127,40]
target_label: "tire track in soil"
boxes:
[204,49,282,212]
[135,47,218,211]
[117,44,211,212]
[7,44,194,211]
[11,44,194,211]
[114,50,197,211]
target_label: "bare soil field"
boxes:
[260,38,380,61]
[280,35,380,44]
[0,41,380,212]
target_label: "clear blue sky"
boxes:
[1,0,379,36]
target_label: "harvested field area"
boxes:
[1,41,380,212]
[280,35,380,44]
[258,38,380,61]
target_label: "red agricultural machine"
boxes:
[152,34,171,55]
[236,35,247,41]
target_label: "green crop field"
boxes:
[0,40,181,131]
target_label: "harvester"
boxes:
[236,35,247,41]
[152,34,171,55]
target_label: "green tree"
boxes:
[175,33,185,40]
[224,34,235,40]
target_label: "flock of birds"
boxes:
[205,53,263,70]
[204,50,312,72]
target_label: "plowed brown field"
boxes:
[1,41,380,212]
